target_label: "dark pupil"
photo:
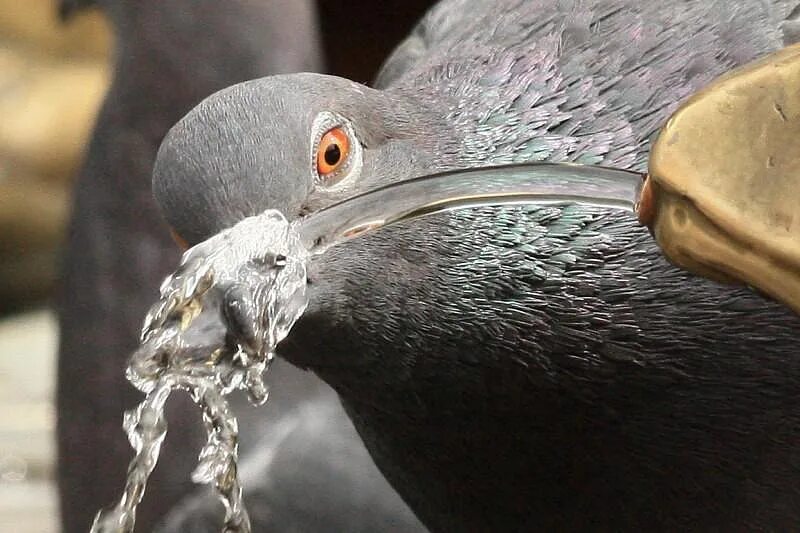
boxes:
[324,143,342,167]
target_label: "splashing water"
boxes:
[298,163,644,253]
[91,210,309,533]
[91,163,643,532]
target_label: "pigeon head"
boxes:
[154,73,442,246]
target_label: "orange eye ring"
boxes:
[316,126,350,178]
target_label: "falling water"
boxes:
[297,163,644,254]
[90,163,644,532]
[91,211,309,533]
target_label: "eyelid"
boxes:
[310,111,363,190]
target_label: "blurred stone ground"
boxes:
[0,309,58,532]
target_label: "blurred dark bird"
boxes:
[56,1,423,532]
[154,0,800,530]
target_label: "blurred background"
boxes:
[0,1,434,531]
[0,3,110,530]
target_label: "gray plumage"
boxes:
[154,0,800,530]
[155,388,425,533]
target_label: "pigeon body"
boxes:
[155,394,426,533]
[154,1,800,530]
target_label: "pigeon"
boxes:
[56,1,422,532]
[153,0,800,530]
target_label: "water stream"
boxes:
[90,163,644,532]
[91,211,309,533]
[299,163,644,253]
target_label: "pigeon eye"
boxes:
[316,126,350,182]
[311,112,361,189]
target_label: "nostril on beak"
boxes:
[170,228,190,251]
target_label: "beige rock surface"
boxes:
[0,309,59,533]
